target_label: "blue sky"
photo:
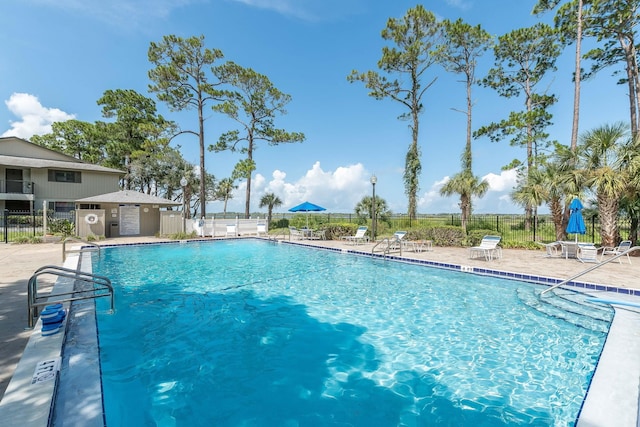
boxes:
[0,0,630,215]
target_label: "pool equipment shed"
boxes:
[75,191,181,238]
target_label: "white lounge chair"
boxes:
[601,240,632,264]
[388,231,408,251]
[257,223,267,237]
[341,226,369,245]
[469,235,502,261]
[289,226,304,240]
[577,244,600,263]
[225,224,237,237]
[536,241,562,258]
[309,229,326,240]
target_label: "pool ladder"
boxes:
[27,265,114,328]
[372,237,403,258]
[541,245,640,295]
[62,237,101,262]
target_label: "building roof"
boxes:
[0,154,124,174]
[75,190,181,206]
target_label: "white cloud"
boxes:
[445,0,472,10]
[23,0,201,28]
[482,169,518,192]
[229,0,365,21]
[209,161,370,213]
[208,164,526,215]
[1,93,75,139]
[416,169,521,214]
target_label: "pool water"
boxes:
[93,240,608,426]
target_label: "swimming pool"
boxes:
[92,240,609,426]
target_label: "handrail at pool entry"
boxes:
[372,237,403,258]
[371,237,391,257]
[541,245,640,295]
[62,237,100,262]
[27,264,114,328]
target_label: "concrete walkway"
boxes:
[1,236,639,403]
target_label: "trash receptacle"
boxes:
[109,222,119,238]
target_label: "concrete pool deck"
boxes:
[1,236,639,425]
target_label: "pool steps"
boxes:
[516,288,613,333]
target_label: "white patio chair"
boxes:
[469,235,502,261]
[601,240,632,264]
[225,224,237,237]
[388,231,408,251]
[289,226,304,240]
[536,241,562,258]
[341,226,369,245]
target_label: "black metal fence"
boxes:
[260,212,636,246]
[1,210,75,243]
[3,209,636,245]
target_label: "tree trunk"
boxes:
[460,193,470,234]
[598,194,620,247]
[570,0,583,151]
[620,35,639,138]
[550,196,564,241]
[198,97,207,218]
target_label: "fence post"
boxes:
[591,216,596,243]
[496,215,499,233]
[533,214,537,242]
[3,209,8,244]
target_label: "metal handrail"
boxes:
[372,237,404,257]
[62,237,100,261]
[27,265,114,328]
[541,245,640,296]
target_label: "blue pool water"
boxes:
[93,240,608,426]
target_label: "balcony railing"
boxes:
[0,180,34,194]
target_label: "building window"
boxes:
[48,169,81,183]
[78,204,100,210]
[48,201,75,213]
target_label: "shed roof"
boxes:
[76,190,180,206]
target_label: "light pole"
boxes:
[370,174,377,242]
[180,176,188,233]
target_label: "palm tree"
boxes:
[259,193,282,226]
[440,171,489,233]
[579,122,631,247]
[214,178,237,216]
[355,196,390,225]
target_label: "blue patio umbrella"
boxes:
[566,198,586,242]
[288,201,326,229]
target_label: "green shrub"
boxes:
[48,219,75,236]
[272,218,290,229]
[324,223,360,240]
[169,231,197,240]
[404,226,466,247]
[13,236,31,244]
[501,240,540,250]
